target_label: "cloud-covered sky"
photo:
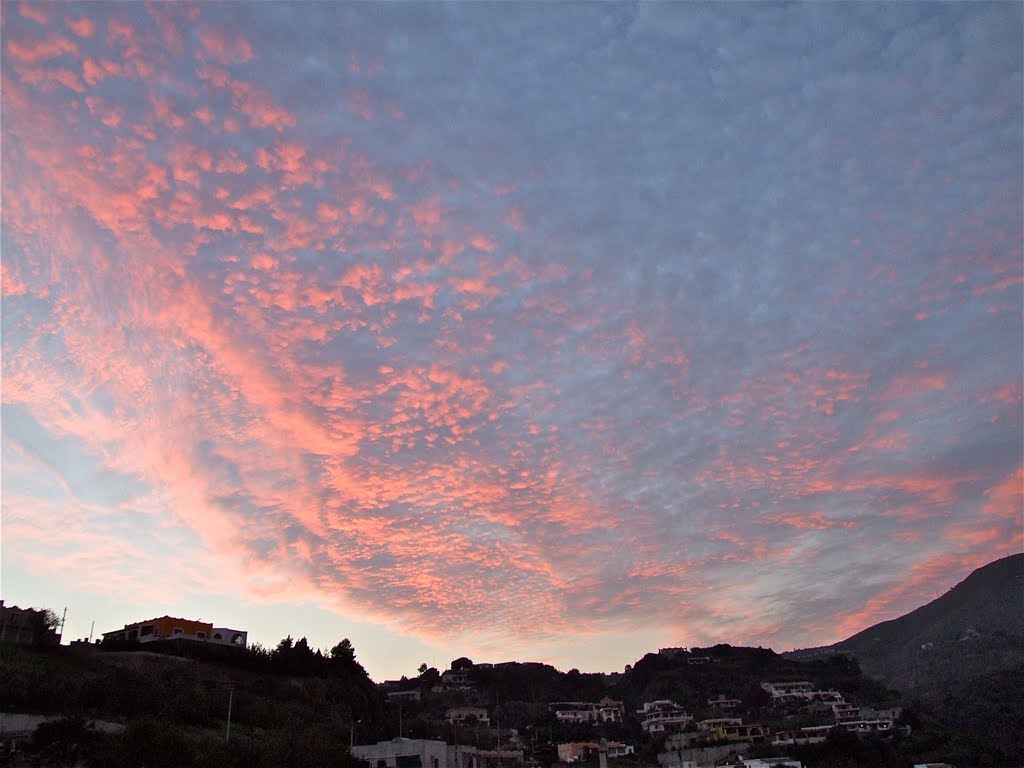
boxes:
[2,1,1021,681]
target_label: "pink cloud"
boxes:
[827,551,978,639]
[3,6,1015,659]
[346,89,375,121]
[197,65,296,132]
[251,253,277,271]
[81,58,121,85]
[67,17,95,38]
[229,79,295,131]
[193,105,214,125]
[450,275,500,298]
[7,33,78,64]
[144,2,196,56]
[15,65,85,93]
[198,25,255,64]
[18,3,50,24]
[470,234,498,252]
[1,262,29,297]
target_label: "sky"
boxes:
[1,1,1021,683]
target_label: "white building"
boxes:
[840,719,894,735]
[210,628,247,647]
[636,701,693,733]
[557,742,633,763]
[697,718,741,732]
[387,689,422,702]
[352,738,472,768]
[760,681,813,698]
[440,670,473,689]
[552,698,624,725]
[447,707,490,727]
[706,695,741,711]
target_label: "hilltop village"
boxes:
[0,604,970,768]
[362,651,911,768]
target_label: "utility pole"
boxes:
[88,621,94,643]
[495,689,501,749]
[59,608,67,640]
[225,683,234,743]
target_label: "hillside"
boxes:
[0,636,382,767]
[5,557,1022,767]
[789,553,1024,692]
[837,554,1023,655]
[2,640,938,768]
[787,553,1024,766]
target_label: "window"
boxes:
[173,627,183,635]
[140,625,154,636]
[197,632,206,639]
[213,632,223,640]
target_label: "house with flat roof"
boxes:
[636,701,693,733]
[557,742,633,764]
[0,601,60,646]
[447,707,489,727]
[352,738,521,768]
[101,616,246,647]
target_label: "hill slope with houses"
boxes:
[3,555,1022,767]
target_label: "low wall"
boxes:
[658,741,749,767]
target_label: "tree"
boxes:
[741,683,772,714]
[419,667,440,687]
[418,663,429,675]
[28,607,61,647]
[331,638,356,664]
[451,657,473,671]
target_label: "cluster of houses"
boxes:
[351,735,801,768]
[756,681,901,747]
[0,608,248,653]
[368,657,913,768]
[652,680,906,768]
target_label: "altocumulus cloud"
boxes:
[1,2,1021,663]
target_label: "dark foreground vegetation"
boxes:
[3,638,1018,768]
[0,635,383,768]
